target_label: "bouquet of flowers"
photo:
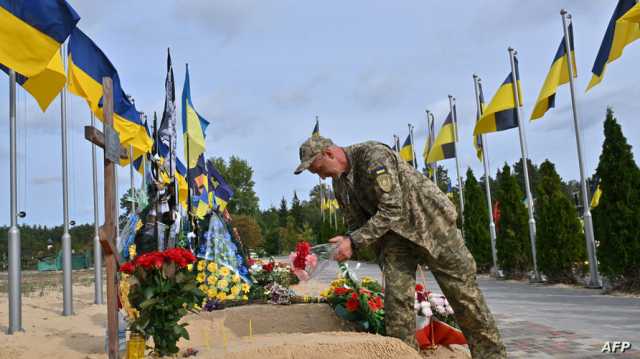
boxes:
[414,284,458,329]
[250,258,299,288]
[195,259,251,304]
[322,262,385,334]
[118,248,204,357]
[289,242,336,281]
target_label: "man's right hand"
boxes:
[329,235,353,262]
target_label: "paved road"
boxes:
[301,258,640,358]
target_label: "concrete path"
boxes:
[303,258,640,358]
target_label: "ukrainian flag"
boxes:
[590,185,602,208]
[67,28,152,162]
[207,160,235,213]
[399,135,414,165]
[587,0,640,91]
[620,2,640,24]
[312,118,320,137]
[473,82,487,161]
[423,117,435,166]
[176,158,189,210]
[0,0,79,77]
[473,57,523,136]
[182,64,209,169]
[0,51,66,111]
[133,119,152,174]
[531,23,576,121]
[426,111,456,164]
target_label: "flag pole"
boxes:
[8,68,22,333]
[508,47,540,282]
[154,112,162,251]
[408,123,417,169]
[90,112,103,305]
[319,176,324,221]
[60,45,73,316]
[561,9,601,288]
[473,74,499,276]
[129,145,135,214]
[449,95,465,227]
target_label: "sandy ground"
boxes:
[0,279,469,359]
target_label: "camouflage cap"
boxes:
[294,135,335,174]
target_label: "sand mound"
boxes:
[183,304,469,359]
[0,283,469,359]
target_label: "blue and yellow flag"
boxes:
[531,23,577,120]
[590,185,602,208]
[207,160,235,213]
[473,57,523,136]
[0,0,79,77]
[426,110,456,164]
[0,51,66,111]
[587,0,640,91]
[473,82,487,161]
[67,28,152,162]
[620,2,640,24]
[175,158,189,210]
[423,115,436,167]
[399,135,414,165]
[182,64,209,169]
[133,119,152,175]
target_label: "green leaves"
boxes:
[125,265,203,356]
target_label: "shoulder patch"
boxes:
[370,165,387,175]
[376,173,392,192]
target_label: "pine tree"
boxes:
[278,197,288,228]
[535,160,585,283]
[513,158,540,201]
[462,168,492,272]
[592,108,640,289]
[495,163,531,278]
[290,191,305,230]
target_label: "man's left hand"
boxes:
[329,235,353,262]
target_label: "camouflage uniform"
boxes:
[295,137,506,359]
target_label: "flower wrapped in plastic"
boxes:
[289,242,336,281]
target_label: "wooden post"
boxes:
[102,77,119,359]
[84,77,127,359]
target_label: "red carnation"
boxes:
[293,241,311,270]
[346,296,360,312]
[119,261,135,274]
[367,296,383,312]
[262,262,274,273]
[416,284,424,293]
[334,287,350,296]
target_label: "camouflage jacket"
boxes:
[332,141,458,257]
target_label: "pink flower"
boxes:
[305,254,318,269]
[293,269,309,281]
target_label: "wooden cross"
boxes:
[84,77,128,359]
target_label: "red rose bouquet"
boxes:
[118,248,203,357]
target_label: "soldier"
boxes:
[294,136,506,358]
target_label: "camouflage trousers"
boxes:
[379,229,507,359]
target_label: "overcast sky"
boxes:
[0,1,638,227]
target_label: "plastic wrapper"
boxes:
[289,243,337,281]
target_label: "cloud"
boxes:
[173,0,259,44]
[352,69,411,110]
[271,73,330,109]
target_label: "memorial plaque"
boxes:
[104,125,121,163]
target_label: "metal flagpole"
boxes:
[60,45,73,316]
[449,95,465,225]
[473,75,499,275]
[319,176,324,221]
[508,47,540,282]
[129,145,135,214]
[408,123,418,169]
[561,10,601,287]
[91,112,103,305]
[8,69,23,333]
